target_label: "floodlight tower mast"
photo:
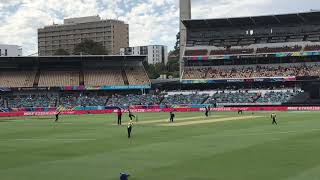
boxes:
[179,0,191,78]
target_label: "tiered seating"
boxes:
[0,97,5,109]
[59,94,107,108]
[183,64,320,79]
[106,94,162,107]
[161,94,209,105]
[38,71,79,87]
[256,91,299,104]
[0,71,35,87]
[84,70,124,86]
[183,68,207,79]
[257,45,302,53]
[184,49,208,56]
[304,45,320,51]
[7,94,57,108]
[206,91,259,104]
[210,48,254,55]
[125,67,149,85]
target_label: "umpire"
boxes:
[117,108,123,125]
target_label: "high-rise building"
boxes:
[120,45,168,65]
[0,44,22,57]
[38,16,129,56]
[180,0,191,76]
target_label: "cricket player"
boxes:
[271,113,277,125]
[55,111,61,122]
[169,111,175,122]
[205,106,209,117]
[127,120,133,138]
[128,109,136,121]
[117,108,123,125]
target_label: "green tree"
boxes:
[143,61,160,79]
[53,49,70,55]
[167,58,179,72]
[73,39,108,55]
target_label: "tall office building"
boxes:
[0,44,22,57]
[120,45,168,65]
[38,16,129,56]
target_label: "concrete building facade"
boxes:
[120,45,168,65]
[180,0,191,76]
[0,44,22,57]
[38,16,129,56]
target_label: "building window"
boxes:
[5,49,7,56]
[0,49,1,56]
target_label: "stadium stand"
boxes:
[84,70,124,86]
[38,71,80,87]
[256,45,302,53]
[256,90,300,104]
[59,94,107,108]
[161,93,209,105]
[304,45,320,51]
[210,48,254,55]
[184,49,208,56]
[125,67,150,85]
[106,94,163,107]
[0,71,35,87]
[183,63,320,79]
[7,94,57,108]
[0,97,5,109]
[205,91,259,104]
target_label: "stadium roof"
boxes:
[182,11,320,28]
[0,55,146,62]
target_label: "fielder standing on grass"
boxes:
[271,112,277,125]
[169,111,175,123]
[205,106,209,117]
[127,120,133,138]
[55,110,62,122]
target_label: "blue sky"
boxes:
[0,0,319,55]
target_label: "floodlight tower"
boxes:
[179,0,191,77]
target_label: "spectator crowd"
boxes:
[184,64,320,79]
[0,90,301,109]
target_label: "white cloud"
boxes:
[0,0,319,55]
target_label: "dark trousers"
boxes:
[118,116,122,125]
[55,115,59,122]
[127,127,132,138]
[129,114,135,120]
[205,111,209,117]
[272,118,277,125]
[170,117,174,122]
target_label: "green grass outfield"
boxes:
[1,111,320,180]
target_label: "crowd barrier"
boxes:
[1,106,320,117]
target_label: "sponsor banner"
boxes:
[60,85,151,91]
[1,106,320,117]
[181,77,296,84]
[185,51,320,61]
